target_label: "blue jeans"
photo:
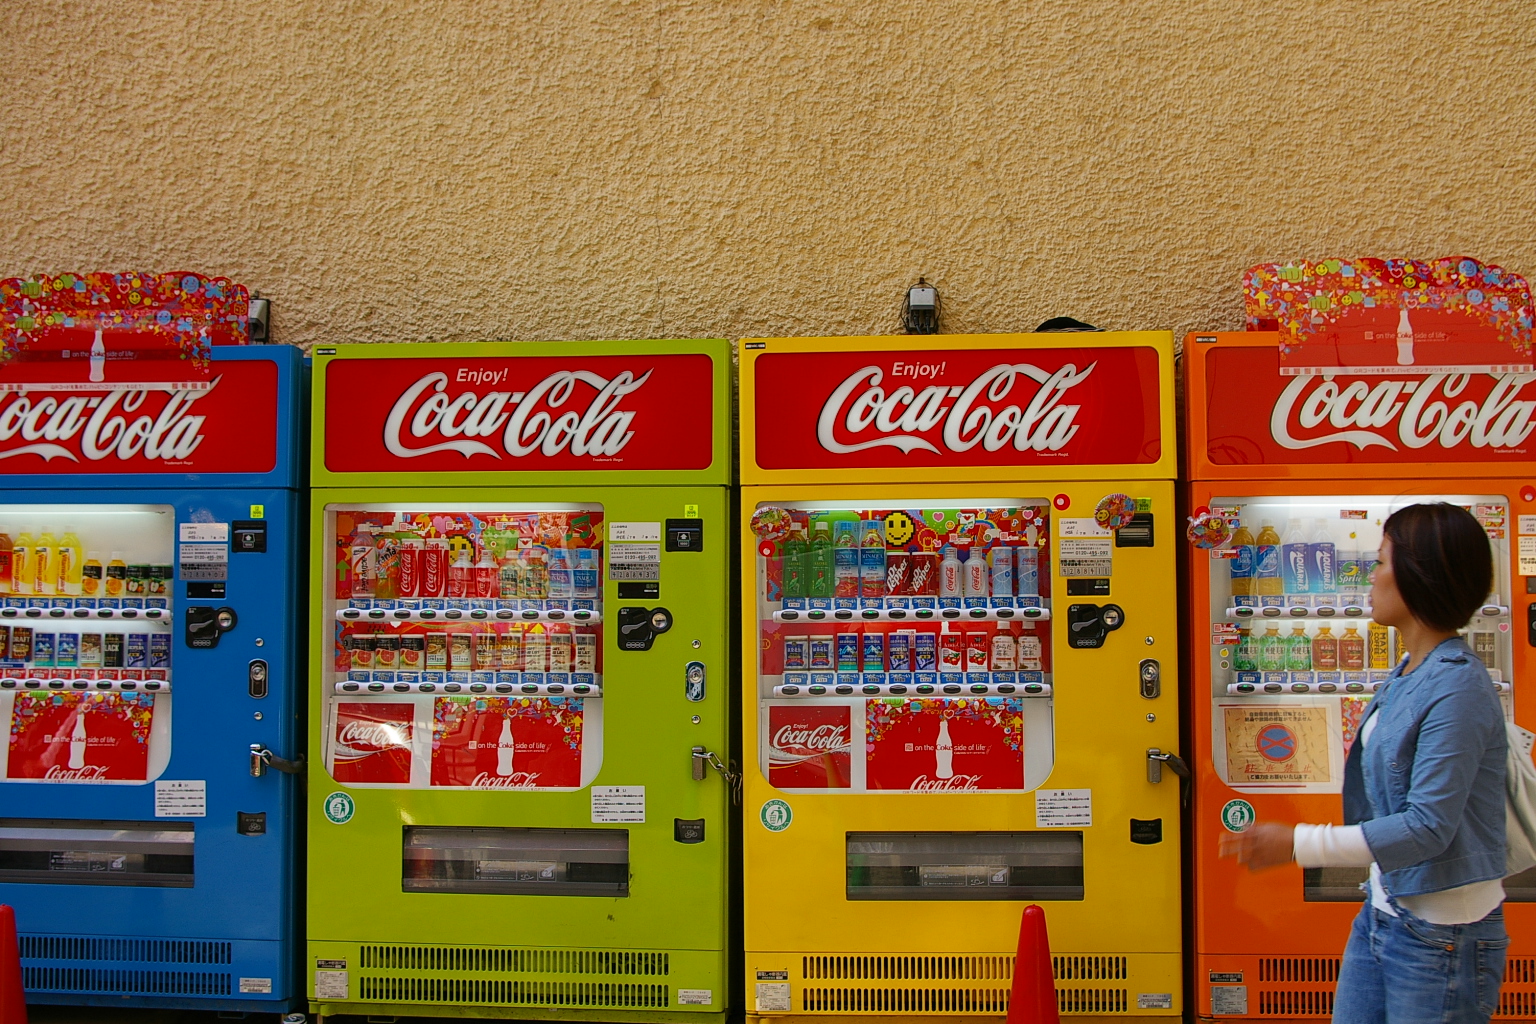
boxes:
[1334,903,1508,1023]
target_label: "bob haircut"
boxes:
[1382,502,1493,633]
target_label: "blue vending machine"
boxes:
[0,339,306,1016]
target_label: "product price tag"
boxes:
[592,785,645,823]
[1056,517,1111,538]
[609,522,661,543]
[154,779,207,818]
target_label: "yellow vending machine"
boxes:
[738,333,1183,1022]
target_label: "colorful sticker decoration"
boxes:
[1094,493,1136,531]
[1186,511,1233,550]
[750,506,792,541]
[1,271,252,368]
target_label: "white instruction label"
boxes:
[678,989,713,1005]
[756,983,792,1012]
[1059,537,1113,577]
[610,522,661,543]
[1036,788,1092,828]
[315,970,349,1000]
[154,780,207,818]
[592,785,645,823]
[1057,517,1111,538]
[179,522,229,543]
[1519,515,1536,536]
[1520,537,1536,576]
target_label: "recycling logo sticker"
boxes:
[760,798,792,833]
[323,791,356,825]
[1221,798,1256,833]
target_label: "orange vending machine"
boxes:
[1186,330,1536,1020]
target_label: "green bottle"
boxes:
[781,523,808,599]
[1285,625,1312,671]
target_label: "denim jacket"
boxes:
[1343,637,1506,897]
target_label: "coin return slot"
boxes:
[845,830,1083,902]
[402,826,629,897]
[0,818,194,888]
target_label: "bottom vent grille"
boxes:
[1258,957,1341,983]
[1506,958,1536,986]
[24,967,231,996]
[359,945,668,976]
[19,936,232,965]
[802,956,1010,981]
[1499,989,1536,1018]
[1259,989,1334,1016]
[799,986,1129,1015]
[357,977,669,1008]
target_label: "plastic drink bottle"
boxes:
[350,528,376,598]
[1307,519,1336,597]
[522,546,549,599]
[497,551,518,599]
[939,545,963,599]
[0,527,11,595]
[989,545,1014,598]
[547,548,574,598]
[1312,625,1339,670]
[1280,519,1309,595]
[1340,626,1366,670]
[1017,528,1040,602]
[1285,625,1312,670]
[1258,626,1284,671]
[80,551,102,597]
[781,524,808,599]
[473,549,498,598]
[104,550,126,597]
[1229,519,1256,597]
[832,521,859,598]
[53,526,79,596]
[12,529,35,597]
[574,548,599,598]
[33,528,57,597]
[1337,539,1362,597]
[1255,520,1282,596]
[1362,550,1379,597]
[447,548,473,598]
[935,718,954,780]
[808,521,834,598]
[963,548,988,598]
[1233,627,1257,671]
[858,521,886,600]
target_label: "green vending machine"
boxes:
[307,340,733,1021]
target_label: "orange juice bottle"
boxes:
[1255,520,1283,596]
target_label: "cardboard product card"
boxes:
[431,696,582,789]
[865,697,1023,792]
[1224,705,1333,784]
[767,704,852,789]
[1340,697,1371,758]
[332,702,415,784]
[7,692,156,782]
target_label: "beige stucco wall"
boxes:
[3,1,1534,348]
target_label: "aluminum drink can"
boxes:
[149,633,170,669]
[989,547,1014,598]
[836,632,860,672]
[861,632,885,672]
[913,631,937,671]
[103,632,124,668]
[80,632,102,668]
[908,551,940,596]
[397,538,422,598]
[884,552,911,599]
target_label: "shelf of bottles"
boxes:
[0,509,175,695]
[1211,497,1512,702]
[760,504,1052,698]
[330,507,605,698]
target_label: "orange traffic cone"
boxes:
[0,905,24,1024]
[1006,903,1058,1024]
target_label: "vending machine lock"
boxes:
[249,743,305,778]
[1146,748,1190,785]
[1138,658,1161,699]
[1066,603,1125,649]
[690,747,742,804]
[248,659,269,699]
[616,606,673,651]
[186,606,239,649]
[685,661,706,701]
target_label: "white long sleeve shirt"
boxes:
[1292,712,1503,925]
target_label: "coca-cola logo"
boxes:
[338,720,410,751]
[43,764,110,781]
[0,379,217,464]
[817,362,1095,456]
[383,368,651,461]
[771,723,850,755]
[1269,372,1536,452]
[470,771,543,789]
[907,774,984,792]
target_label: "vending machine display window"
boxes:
[402,826,629,897]
[755,501,1053,793]
[0,505,175,785]
[322,504,606,791]
[846,831,1084,901]
[1208,495,1514,797]
[0,818,194,887]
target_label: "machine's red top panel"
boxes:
[1187,331,1536,480]
[321,351,717,475]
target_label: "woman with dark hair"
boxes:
[1223,502,1508,1023]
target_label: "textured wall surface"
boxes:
[3,1,1535,348]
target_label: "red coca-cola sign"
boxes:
[6,693,155,783]
[751,347,1161,470]
[331,702,414,784]
[1204,346,1536,466]
[323,354,716,473]
[430,696,582,789]
[865,698,1023,792]
[0,359,278,475]
[768,705,852,789]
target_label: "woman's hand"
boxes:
[1218,822,1295,871]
